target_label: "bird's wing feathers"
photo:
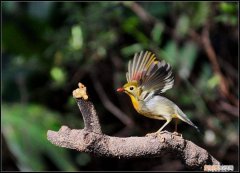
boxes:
[142,60,174,93]
[126,51,156,82]
[126,51,174,94]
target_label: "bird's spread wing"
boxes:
[126,51,174,94]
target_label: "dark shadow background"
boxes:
[2,2,239,171]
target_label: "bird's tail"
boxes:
[176,107,200,133]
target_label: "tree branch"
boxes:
[76,99,102,134]
[47,83,220,170]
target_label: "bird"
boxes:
[117,50,200,134]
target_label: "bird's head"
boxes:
[117,81,140,98]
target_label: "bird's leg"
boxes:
[145,117,172,137]
[157,118,172,133]
[175,118,178,132]
[172,118,182,137]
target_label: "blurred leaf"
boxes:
[97,46,107,58]
[214,14,237,25]
[135,31,149,44]
[175,15,190,38]
[141,2,170,17]
[160,40,178,67]
[2,104,78,171]
[195,63,218,101]
[50,67,66,85]
[191,2,210,28]
[219,2,237,14]
[179,92,194,105]
[121,43,144,57]
[122,16,148,44]
[151,23,164,44]
[69,25,83,50]
[122,16,139,33]
[215,2,238,26]
[178,41,198,79]
[196,63,212,91]
[207,74,220,89]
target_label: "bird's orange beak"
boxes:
[117,87,124,92]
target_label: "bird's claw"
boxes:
[145,132,158,138]
[146,131,183,140]
[145,130,169,137]
[172,131,183,138]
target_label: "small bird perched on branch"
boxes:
[117,51,199,134]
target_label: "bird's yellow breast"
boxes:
[126,93,177,121]
[128,94,140,111]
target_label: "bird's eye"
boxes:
[129,86,134,90]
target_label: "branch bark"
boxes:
[47,83,220,170]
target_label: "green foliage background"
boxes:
[2,2,238,171]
